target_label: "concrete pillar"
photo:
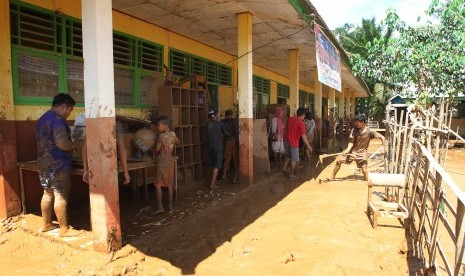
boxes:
[344,88,352,119]
[314,70,323,148]
[338,88,345,119]
[351,92,356,117]
[0,0,21,219]
[328,88,336,139]
[82,0,121,252]
[289,49,299,116]
[338,87,345,135]
[237,12,253,186]
[313,70,323,119]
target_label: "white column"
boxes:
[82,0,120,252]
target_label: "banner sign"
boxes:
[314,23,342,92]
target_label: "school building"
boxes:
[0,0,369,250]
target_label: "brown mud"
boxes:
[0,140,454,275]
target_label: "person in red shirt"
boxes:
[283,107,312,178]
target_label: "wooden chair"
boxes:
[367,173,409,228]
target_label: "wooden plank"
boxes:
[400,111,410,173]
[437,241,454,276]
[455,201,465,276]
[394,110,404,173]
[416,141,465,205]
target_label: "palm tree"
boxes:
[334,18,394,120]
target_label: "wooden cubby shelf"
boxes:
[158,86,209,186]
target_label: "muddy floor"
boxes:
[0,140,442,275]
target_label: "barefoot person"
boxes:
[36,93,76,236]
[282,107,312,178]
[153,116,178,214]
[206,108,226,189]
[332,114,385,181]
[221,109,239,183]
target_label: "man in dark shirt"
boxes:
[332,114,385,181]
[221,109,238,183]
[283,107,312,178]
[206,108,226,189]
[36,93,76,236]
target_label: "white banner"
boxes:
[314,23,342,92]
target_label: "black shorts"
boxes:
[209,148,223,169]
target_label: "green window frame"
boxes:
[10,0,163,107]
[299,89,315,112]
[252,75,270,116]
[277,83,290,104]
[168,48,232,86]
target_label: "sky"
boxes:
[310,0,432,30]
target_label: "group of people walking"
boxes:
[270,107,315,178]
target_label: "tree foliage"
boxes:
[335,18,393,120]
[334,18,393,90]
[351,0,465,101]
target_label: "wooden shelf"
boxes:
[158,86,209,185]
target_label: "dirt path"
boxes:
[0,140,412,275]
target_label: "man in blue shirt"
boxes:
[36,93,76,236]
[206,108,227,189]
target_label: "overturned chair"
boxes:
[367,173,409,228]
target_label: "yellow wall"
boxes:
[0,0,14,120]
[7,0,317,120]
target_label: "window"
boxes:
[253,75,270,117]
[10,1,163,107]
[299,90,314,112]
[16,53,60,99]
[169,49,232,86]
[277,83,290,104]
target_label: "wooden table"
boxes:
[17,160,159,214]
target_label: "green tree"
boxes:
[334,18,394,120]
[351,0,465,101]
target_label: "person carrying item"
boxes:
[331,114,385,181]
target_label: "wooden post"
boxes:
[400,111,410,174]
[403,122,415,176]
[394,110,404,173]
[428,172,443,265]
[417,157,430,242]
[455,200,465,276]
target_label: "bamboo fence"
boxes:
[384,99,465,275]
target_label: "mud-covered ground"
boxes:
[0,140,439,275]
